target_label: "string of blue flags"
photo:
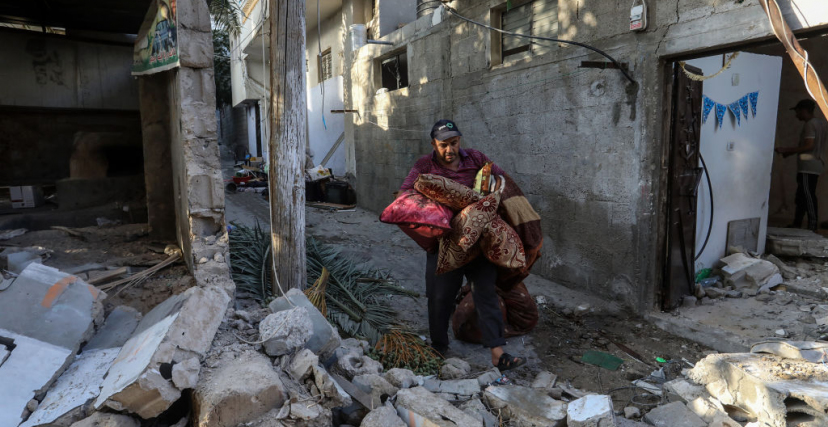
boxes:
[702,91,759,129]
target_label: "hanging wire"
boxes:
[442,5,636,84]
[318,0,327,129]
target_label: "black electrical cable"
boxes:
[442,6,636,84]
[694,153,714,261]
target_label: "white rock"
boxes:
[259,307,313,356]
[567,395,615,427]
[441,357,471,379]
[361,405,406,427]
[484,385,567,426]
[171,357,201,389]
[383,368,422,389]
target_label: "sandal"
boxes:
[496,353,526,371]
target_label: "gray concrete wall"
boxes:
[348,0,828,311]
[0,29,138,110]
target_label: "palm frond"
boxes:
[208,0,243,36]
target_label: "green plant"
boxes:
[228,221,273,301]
[368,329,442,376]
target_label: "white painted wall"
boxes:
[307,76,346,176]
[246,103,258,157]
[689,52,783,269]
[0,30,137,110]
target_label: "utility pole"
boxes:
[268,0,307,291]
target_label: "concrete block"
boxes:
[353,374,399,408]
[361,405,406,427]
[84,305,142,351]
[313,364,352,409]
[288,400,331,425]
[688,353,828,427]
[531,370,557,390]
[95,286,229,418]
[259,307,313,356]
[288,348,319,382]
[0,263,105,427]
[663,378,706,403]
[440,357,471,379]
[193,352,287,427]
[567,394,616,427]
[395,387,482,427]
[331,350,383,380]
[69,412,140,427]
[483,385,567,427]
[460,398,498,427]
[643,402,706,427]
[268,288,341,359]
[172,357,201,389]
[476,368,501,387]
[383,368,422,389]
[423,378,480,396]
[176,0,212,32]
[624,406,640,419]
[687,396,728,423]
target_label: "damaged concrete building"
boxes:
[338,0,828,313]
[0,0,234,425]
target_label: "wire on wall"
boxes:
[318,0,327,129]
[442,5,637,84]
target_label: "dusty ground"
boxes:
[1,224,191,315]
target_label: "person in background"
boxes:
[776,99,828,232]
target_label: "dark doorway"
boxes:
[662,62,703,310]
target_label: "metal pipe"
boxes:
[366,40,394,45]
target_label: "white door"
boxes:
[687,52,783,269]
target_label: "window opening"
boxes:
[380,53,408,91]
[500,0,558,61]
[318,48,333,83]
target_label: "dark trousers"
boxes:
[794,173,819,231]
[425,252,506,350]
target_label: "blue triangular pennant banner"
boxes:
[715,103,726,129]
[749,91,759,117]
[728,101,742,126]
[739,95,749,121]
[702,96,715,124]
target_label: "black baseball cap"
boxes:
[791,99,816,112]
[430,119,463,141]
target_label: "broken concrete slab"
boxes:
[766,227,828,257]
[663,378,706,403]
[193,351,287,427]
[476,368,501,387]
[483,385,567,427]
[383,368,422,389]
[289,348,319,382]
[21,305,140,427]
[361,405,406,427]
[531,371,557,390]
[567,394,616,427]
[0,263,106,427]
[353,374,398,408]
[268,288,341,360]
[395,387,481,427]
[687,396,731,424]
[260,307,313,356]
[688,352,828,427]
[642,402,707,427]
[171,357,201,389]
[95,286,230,418]
[460,398,497,427]
[423,378,480,396]
[69,411,140,427]
[312,364,352,409]
[331,349,383,380]
[440,357,471,379]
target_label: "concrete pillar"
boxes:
[138,72,176,240]
[341,0,365,182]
[167,0,230,285]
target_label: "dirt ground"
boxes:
[1,224,192,315]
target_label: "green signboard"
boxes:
[132,0,179,75]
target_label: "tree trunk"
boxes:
[268,0,307,291]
